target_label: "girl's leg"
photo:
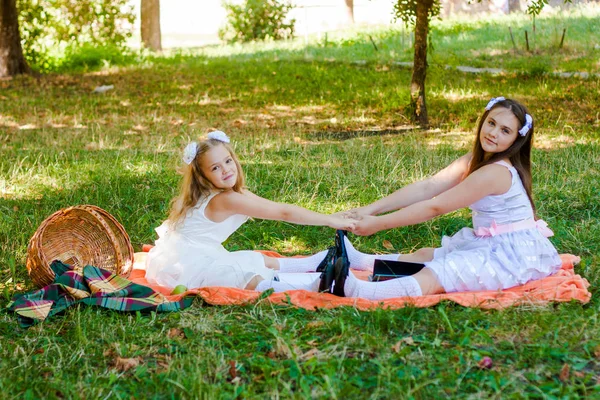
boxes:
[264,250,330,273]
[262,239,428,273]
[397,247,435,263]
[343,237,401,271]
[256,274,321,292]
[245,275,264,290]
[343,267,444,300]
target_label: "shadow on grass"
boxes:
[308,126,420,141]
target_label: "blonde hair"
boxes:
[168,139,245,226]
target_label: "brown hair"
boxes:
[168,139,245,226]
[466,98,535,212]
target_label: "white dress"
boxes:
[425,161,562,293]
[145,193,276,289]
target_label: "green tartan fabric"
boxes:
[7,261,194,328]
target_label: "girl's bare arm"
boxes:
[352,153,472,216]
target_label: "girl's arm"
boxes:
[352,163,511,236]
[351,153,472,217]
[206,190,356,230]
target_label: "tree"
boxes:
[344,0,354,24]
[393,0,439,128]
[0,0,30,77]
[394,0,568,128]
[410,0,434,128]
[141,0,161,51]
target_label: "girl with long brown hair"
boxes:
[260,98,567,299]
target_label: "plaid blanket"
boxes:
[7,261,194,328]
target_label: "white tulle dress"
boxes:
[145,193,276,289]
[424,161,562,293]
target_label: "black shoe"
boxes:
[331,230,350,296]
[318,231,349,294]
[332,253,350,297]
[316,247,335,273]
[335,230,348,267]
[318,252,336,293]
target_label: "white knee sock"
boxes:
[276,249,329,273]
[343,272,422,300]
[256,275,320,293]
[344,237,400,271]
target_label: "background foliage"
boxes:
[17,0,135,72]
[219,0,295,44]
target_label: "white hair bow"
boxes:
[519,114,533,137]
[207,130,230,143]
[182,142,198,165]
[485,97,505,110]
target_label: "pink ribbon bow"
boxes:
[475,220,499,237]
[475,219,554,238]
[534,219,554,238]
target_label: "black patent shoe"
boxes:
[335,230,349,267]
[316,247,336,273]
[318,252,336,293]
[332,253,350,297]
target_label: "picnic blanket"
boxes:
[8,261,193,328]
[131,250,591,311]
[8,252,591,327]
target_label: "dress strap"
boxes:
[493,160,513,169]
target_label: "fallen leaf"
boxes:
[229,360,237,380]
[113,357,140,372]
[168,328,185,339]
[392,336,415,352]
[155,354,171,371]
[559,363,570,382]
[102,348,115,357]
[382,240,395,250]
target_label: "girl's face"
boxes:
[200,144,239,190]
[479,107,520,156]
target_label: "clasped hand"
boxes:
[331,209,381,236]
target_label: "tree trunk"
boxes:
[0,0,30,77]
[410,0,433,128]
[344,0,354,24]
[141,0,162,51]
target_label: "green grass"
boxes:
[1,5,600,398]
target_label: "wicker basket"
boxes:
[26,205,134,288]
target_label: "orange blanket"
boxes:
[131,251,590,311]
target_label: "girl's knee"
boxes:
[244,275,263,290]
[414,267,445,295]
[399,247,435,262]
[415,247,435,259]
[262,255,280,270]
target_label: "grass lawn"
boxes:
[1,5,599,398]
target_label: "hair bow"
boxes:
[519,114,533,137]
[207,130,230,143]
[485,97,505,111]
[182,142,198,165]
